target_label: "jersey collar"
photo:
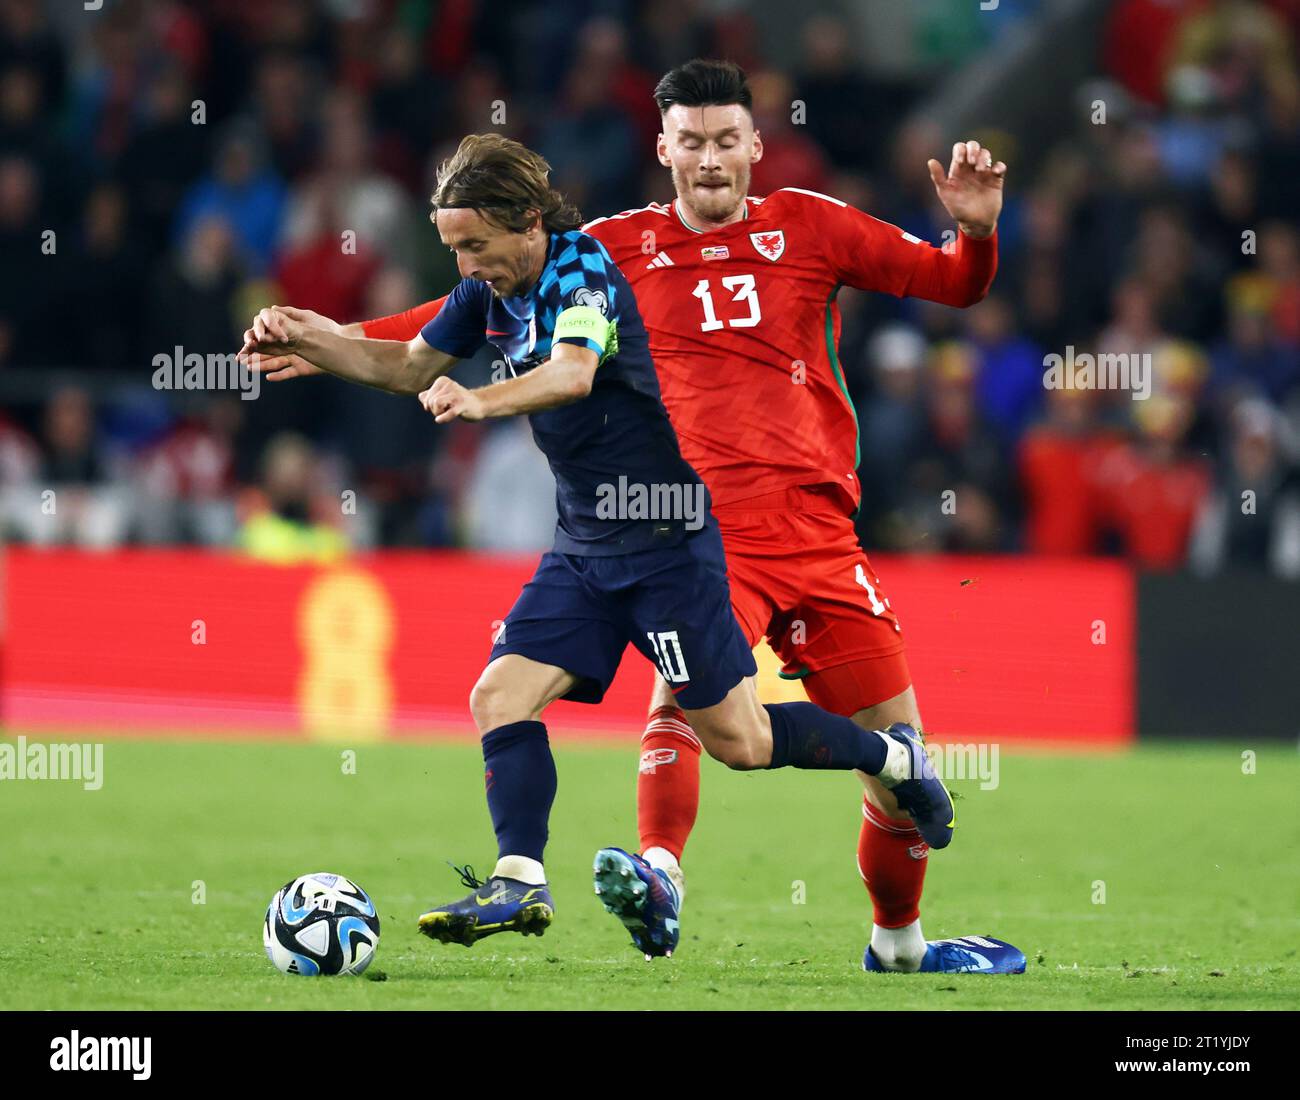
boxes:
[672,198,750,234]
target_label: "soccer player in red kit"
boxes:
[248,60,1024,975]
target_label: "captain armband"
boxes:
[553,305,617,361]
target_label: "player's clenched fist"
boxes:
[419,377,486,423]
[237,305,337,380]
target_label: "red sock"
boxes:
[636,705,701,861]
[857,796,929,927]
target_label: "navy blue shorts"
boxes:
[489,526,757,710]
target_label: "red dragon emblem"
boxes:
[749,229,786,261]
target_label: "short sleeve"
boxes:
[419,279,491,358]
[362,297,446,341]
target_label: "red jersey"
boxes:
[363,188,997,510]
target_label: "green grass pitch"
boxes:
[1,733,1297,1010]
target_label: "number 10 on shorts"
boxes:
[647,630,690,683]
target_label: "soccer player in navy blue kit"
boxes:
[242,134,952,951]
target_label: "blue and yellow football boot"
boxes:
[883,723,956,850]
[592,847,681,959]
[417,864,554,946]
[863,935,1026,974]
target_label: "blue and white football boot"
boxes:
[417,864,553,946]
[882,723,956,850]
[863,935,1027,974]
[592,847,681,959]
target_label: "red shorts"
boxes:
[714,484,911,716]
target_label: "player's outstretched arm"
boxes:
[419,343,598,424]
[241,300,448,380]
[243,306,457,395]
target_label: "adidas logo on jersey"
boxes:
[645,252,675,270]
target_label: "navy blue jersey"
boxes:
[420,230,711,556]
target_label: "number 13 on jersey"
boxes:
[693,275,762,332]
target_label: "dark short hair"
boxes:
[431,133,582,233]
[653,58,752,114]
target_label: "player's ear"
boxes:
[750,129,764,164]
[656,132,672,168]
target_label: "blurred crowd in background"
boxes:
[0,0,1297,575]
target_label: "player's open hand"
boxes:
[927,140,1006,239]
[419,377,486,423]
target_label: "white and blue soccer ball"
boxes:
[263,872,380,976]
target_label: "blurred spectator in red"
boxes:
[1019,384,1124,555]
[1190,397,1300,576]
[1097,391,1212,569]
[282,90,417,268]
[1103,0,1201,107]
[273,197,383,329]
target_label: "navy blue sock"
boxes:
[481,720,556,863]
[763,702,888,775]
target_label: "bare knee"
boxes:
[712,738,766,770]
[692,719,766,770]
[469,676,526,734]
[687,687,771,771]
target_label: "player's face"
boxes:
[435,207,541,298]
[657,104,763,225]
